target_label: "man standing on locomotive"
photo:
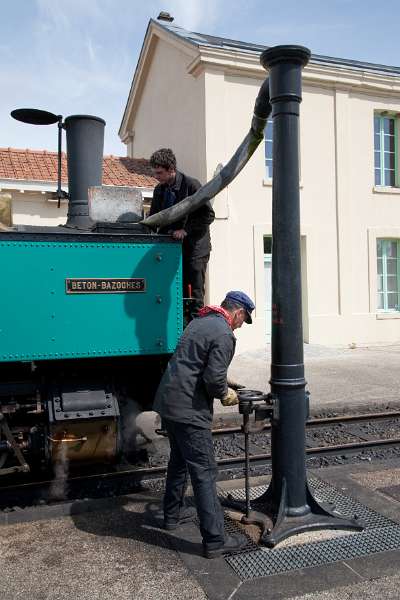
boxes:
[149,148,215,321]
[153,290,255,558]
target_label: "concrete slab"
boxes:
[343,548,400,581]
[378,485,400,501]
[234,562,362,600]
[168,520,241,600]
[290,573,400,599]
[351,466,400,491]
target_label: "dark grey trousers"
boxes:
[182,255,209,320]
[163,419,225,547]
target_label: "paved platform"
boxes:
[140,343,400,436]
[2,458,400,599]
[223,343,400,416]
[0,490,206,600]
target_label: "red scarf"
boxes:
[198,305,233,328]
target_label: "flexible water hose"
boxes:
[141,77,271,229]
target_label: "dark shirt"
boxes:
[153,313,236,428]
[149,170,215,260]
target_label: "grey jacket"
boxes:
[153,313,236,428]
[149,170,215,260]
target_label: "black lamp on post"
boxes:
[10,108,67,208]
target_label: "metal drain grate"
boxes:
[309,476,395,528]
[223,514,259,554]
[221,474,397,529]
[221,484,269,501]
[226,525,400,579]
[193,513,259,554]
[221,475,400,579]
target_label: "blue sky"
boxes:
[2,0,400,157]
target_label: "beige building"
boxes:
[119,18,400,352]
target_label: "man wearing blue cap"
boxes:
[153,290,255,558]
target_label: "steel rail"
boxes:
[2,411,400,491]
[2,434,400,508]
[212,410,400,436]
[216,436,400,470]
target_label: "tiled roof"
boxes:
[0,148,157,188]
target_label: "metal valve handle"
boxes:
[236,389,273,518]
[237,389,270,415]
[237,389,268,402]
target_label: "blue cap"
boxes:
[224,290,255,324]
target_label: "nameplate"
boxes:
[65,278,146,294]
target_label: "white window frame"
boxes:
[374,113,398,188]
[377,239,400,312]
[368,228,400,319]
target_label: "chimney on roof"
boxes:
[157,11,174,22]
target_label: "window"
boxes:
[377,239,400,311]
[263,236,272,341]
[263,235,272,254]
[374,114,398,187]
[264,118,273,179]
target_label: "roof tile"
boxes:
[0,148,157,188]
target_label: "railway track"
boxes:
[1,410,400,515]
[212,409,400,436]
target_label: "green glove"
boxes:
[221,387,239,407]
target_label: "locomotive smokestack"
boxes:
[64,115,106,229]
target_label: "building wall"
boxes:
[127,38,207,184]
[311,88,400,345]
[9,191,67,226]
[7,188,152,227]
[204,69,400,352]
[205,72,274,350]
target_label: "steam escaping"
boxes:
[118,396,170,468]
[141,77,271,229]
[49,441,70,501]
[119,396,158,458]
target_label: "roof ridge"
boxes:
[156,20,400,74]
[0,147,61,155]
[0,148,151,161]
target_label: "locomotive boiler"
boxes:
[0,111,183,477]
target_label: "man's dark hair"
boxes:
[150,148,177,171]
[221,299,243,312]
